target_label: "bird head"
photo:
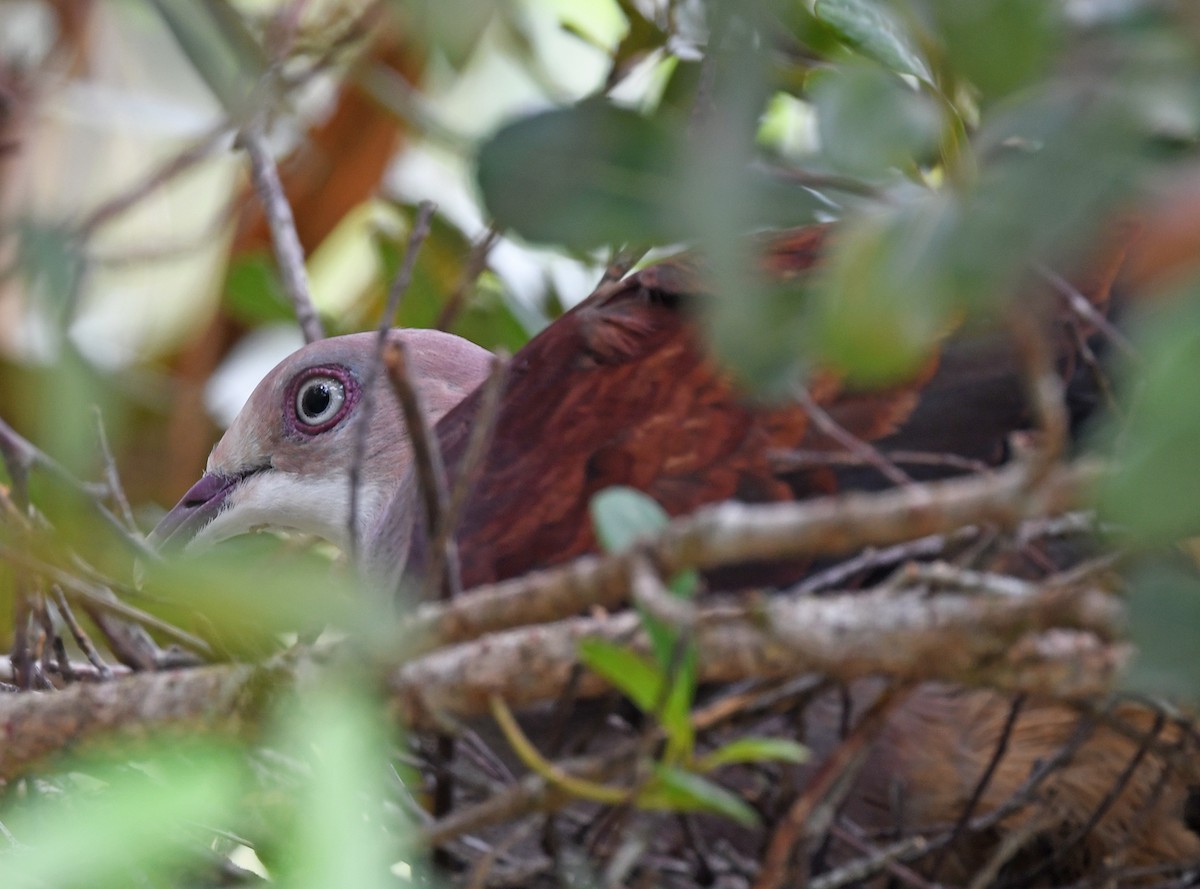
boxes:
[150,329,491,555]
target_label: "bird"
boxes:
[152,223,1200,886]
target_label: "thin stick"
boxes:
[796,387,912,487]
[239,124,324,343]
[92,407,138,533]
[51,586,113,680]
[427,352,509,593]
[383,341,454,599]
[0,415,159,562]
[347,200,437,559]
[436,224,501,332]
[1037,264,1136,358]
[76,123,231,238]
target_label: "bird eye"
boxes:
[295,375,346,428]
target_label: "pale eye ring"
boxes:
[295,376,346,427]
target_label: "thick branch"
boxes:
[0,583,1121,782]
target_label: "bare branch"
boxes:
[347,200,437,559]
[238,124,324,344]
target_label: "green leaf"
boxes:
[929,0,1061,102]
[578,638,664,714]
[698,737,811,771]
[590,485,670,554]
[277,680,400,889]
[1100,291,1200,544]
[1123,559,1200,702]
[149,0,266,114]
[0,746,243,889]
[809,63,941,178]
[640,764,760,827]
[808,201,959,385]
[815,0,932,83]
[477,101,682,250]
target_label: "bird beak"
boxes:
[149,471,256,552]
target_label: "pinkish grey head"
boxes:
[150,329,491,556]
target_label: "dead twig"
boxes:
[347,200,437,560]
[436,224,502,332]
[238,123,324,344]
[796,387,913,487]
[383,340,457,600]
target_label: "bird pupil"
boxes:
[303,384,330,417]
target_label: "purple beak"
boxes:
[149,472,251,551]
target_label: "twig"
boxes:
[76,123,231,238]
[1037,263,1136,359]
[795,387,913,487]
[929,694,1026,881]
[436,224,501,332]
[92,408,137,533]
[238,123,324,343]
[51,586,113,680]
[0,542,212,655]
[753,688,903,889]
[0,415,159,562]
[771,447,992,476]
[428,352,510,593]
[347,200,437,559]
[1007,301,1068,477]
[383,340,456,600]
[818,823,937,889]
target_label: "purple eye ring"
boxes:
[284,365,360,435]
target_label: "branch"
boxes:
[0,582,1122,782]
[391,458,1098,659]
[238,124,324,344]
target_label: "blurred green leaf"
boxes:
[388,0,496,69]
[141,536,371,658]
[276,679,402,889]
[927,0,1060,102]
[1124,560,1200,701]
[809,62,941,178]
[697,737,810,771]
[578,637,663,714]
[815,0,932,83]
[641,764,759,826]
[809,200,959,385]
[590,485,670,553]
[149,0,267,114]
[477,101,682,249]
[224,254,295,326]
[0,745,243,889]
[1100,292,1200,544]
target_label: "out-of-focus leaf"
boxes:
[387,0,495,70]
[640,764,759,826]
[1100,292,1200,544]
[809,201,959,385]
[140,536,373,658]
[578,638,663,714]
[477,101,682,250]
[928,0,1060,102]
[224,254,294,326]
[697,737,811,771]
[809,63,941,178]
[149,0,266,114]
[277,680,400,889]
[0,745,243,889]
[815,0,932,83]
[1124,560,1200,701]
[590,485,669,553]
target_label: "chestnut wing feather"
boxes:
[428,226,924,587]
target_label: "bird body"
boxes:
[154,225,1200,885]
